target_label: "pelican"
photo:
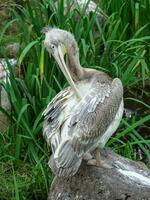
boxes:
[43,28,123,177]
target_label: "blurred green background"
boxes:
[0,0,150,199]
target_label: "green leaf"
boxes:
[18,40,39,66]
[0,19,17,44]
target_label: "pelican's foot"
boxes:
[87,159,112,169]
[87,159,99,166]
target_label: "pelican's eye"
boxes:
[51,44,55,49]
[50,44,55,53]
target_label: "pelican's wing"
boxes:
[43,87,72,146]
[69,78,123,155]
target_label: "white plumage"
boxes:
[43,28,123,176]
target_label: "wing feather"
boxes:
[69,78,123,155]
[43,76,123,176]
[43,87,72,144]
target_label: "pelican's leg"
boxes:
[95,147,101,167]
[86,148,112,168]
[86,148,101,167]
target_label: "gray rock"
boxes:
[48,149,150,200]
[0,58,17,131]
[6,43,20,58]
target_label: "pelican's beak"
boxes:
[53,44,81,100]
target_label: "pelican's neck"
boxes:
[67,52,83,81]
[65,34,84,81]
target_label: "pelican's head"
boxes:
[43,28,66,57]
[43,27,81,99]
[43,27,78,58]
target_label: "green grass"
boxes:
[0,0,150,199]
[0,127,53,200]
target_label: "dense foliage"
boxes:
[0,0,150,199]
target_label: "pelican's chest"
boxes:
[61,80,92,122]
[77,80,92,97]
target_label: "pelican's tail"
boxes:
[48,139,82,177]
[49,154,82,177]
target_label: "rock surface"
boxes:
[0,58,17,131]
[48,149,150,200]
[6,43,20,58]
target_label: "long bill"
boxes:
[53,45,81,100]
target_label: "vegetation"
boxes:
[0,0,150,199]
